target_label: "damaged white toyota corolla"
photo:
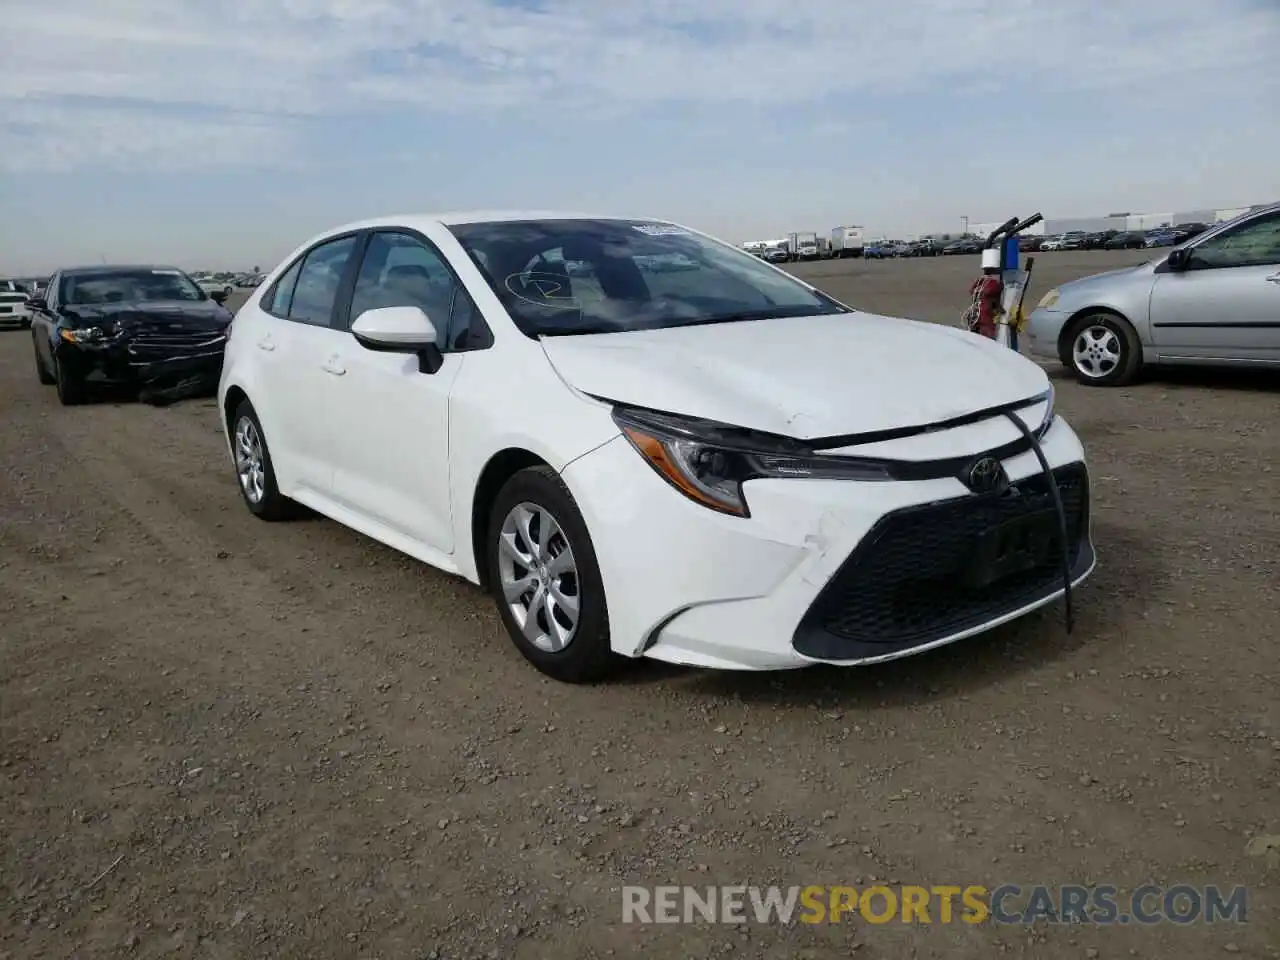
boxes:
[218,213,1095,682]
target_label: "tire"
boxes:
[486,465,618,683]
[230,400,300,521]
[1064,312,1143,387]
[34,340,55,385]
[54,354,86,405]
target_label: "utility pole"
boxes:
[961,216,969,235]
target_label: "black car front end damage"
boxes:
[55,302,232,404]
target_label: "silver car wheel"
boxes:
[497,502,580,653]
[1072,325,1121,379]
[234,416,266,504]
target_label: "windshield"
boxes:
[60,269,205,306]
[447,218,849,337]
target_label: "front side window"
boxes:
[447,218,849,338]
[349,232,458,342]
[289,235,358,325]
[59,268,204,305]
[1191,214,1280,269]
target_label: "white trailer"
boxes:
[830,225,865,258]
[787,231,820,261]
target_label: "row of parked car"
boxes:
[859,223,1215,259]
[191,271,267,297]
[1030,223,1211,252]
[863,238,978,258]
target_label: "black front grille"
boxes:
[129,329,224,348]
[794,462,1090,659]
[126,329,226,361]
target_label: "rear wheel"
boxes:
[1065,312,1143,387]
[486,466,617,683]
[231,401,301,520]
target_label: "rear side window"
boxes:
[290,235,359,326]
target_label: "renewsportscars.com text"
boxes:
[622,884,1249,926]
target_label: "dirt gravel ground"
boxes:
[3,251,1277,959]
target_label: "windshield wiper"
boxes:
[670,308,848,328]
[535,324,626,337]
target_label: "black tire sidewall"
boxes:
[54,355,83,404]
[1066,313,1142,387]
[34,339,55,385]
[486,466,615,683]
[231,401,291,520]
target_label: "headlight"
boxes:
[1040,383,1056,433]
[612,407,892,517]
[60,326,109,343]
[1037,289,1060,310]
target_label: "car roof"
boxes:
[60,264,188,276]
[322,210,650,234]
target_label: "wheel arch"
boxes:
[222,384,250,434]
[469,448,551,589]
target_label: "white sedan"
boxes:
[217,212,1095,682]
[196,277,235,298]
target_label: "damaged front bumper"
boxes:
[57,329,227,401]
[560,417,1094,671]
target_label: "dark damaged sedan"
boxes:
[29,265,234,405]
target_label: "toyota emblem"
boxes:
[966,456,1008,494]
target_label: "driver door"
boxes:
[323,229,489,553]
[1149,211,1280,362]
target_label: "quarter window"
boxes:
[263,259,302,318]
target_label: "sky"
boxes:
[2,0,1279,274]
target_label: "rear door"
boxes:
[1149,211,1280,362]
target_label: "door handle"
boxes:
[322,356,346,376]
[257,337,276,351]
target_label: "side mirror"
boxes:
[350,305,443,374]
[210,290,228,304]
[1166,248,1190,271]
[25,296,47,310]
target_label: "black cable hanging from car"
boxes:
[1001,411,1074,634]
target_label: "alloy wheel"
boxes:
[234,416,266,504]
[497,502,580,653]
[1072,325,1122,380]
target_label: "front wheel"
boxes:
[1065,312,1143,386]
[54,355,86,405]
[486,466,617,683]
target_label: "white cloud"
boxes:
[1,101,290,173]
[3,0,1278,170]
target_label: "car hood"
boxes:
[61,299,232,331]
[541,312,1050,440]
[1059,260,1157,293]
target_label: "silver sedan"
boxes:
[1025,202,1280,385]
